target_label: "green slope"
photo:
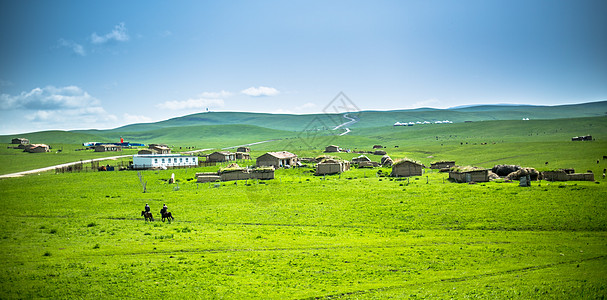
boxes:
[0,130,113,145]
[80,124,296,147]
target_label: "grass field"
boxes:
[0,114,606,298]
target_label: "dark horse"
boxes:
[141,211,154,222]
[160,209,174,223]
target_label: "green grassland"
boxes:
[1,108,606,298]
[1,166,606,298]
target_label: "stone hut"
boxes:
[324,145,341,153]
[24,144,50,153]
[391,159,423,177]
[237,147,251,153]
[449,166,489,183]
[149,144,171,154]
[431,161,456,169]
[256,151,298,168]
[207,151,236,162]
[12,138,29,145]
[94,144,122,152]
[315,158,350,175]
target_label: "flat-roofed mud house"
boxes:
[138,149,157,155]
[324,145,340,153]
[95,144,122,152]
[149,144,171,154]
[449,167,489,183]
[391,159,423,177]
[256,151,298,168]
[431,161,456,169]
[207,151,236,162]
[315,159,350,175]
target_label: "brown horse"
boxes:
[160,210,174,223]
[141,211,154,222]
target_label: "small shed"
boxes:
[256,151,298,168]
[95,144,122,152]
[149,144,171,154]
[237,147,251,153]
[207,151,236,162]
[324,145,341,153]
[449,167,489,183]
[431,161,456,169]
[391,159,423,177]
[12,138,29,145]
[373,145,383,149]
[24,144,50,153]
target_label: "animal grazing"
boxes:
[141,211,154,222]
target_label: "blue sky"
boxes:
[1,0,606,134]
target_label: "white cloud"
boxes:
[123,113,153,124]
[57,39,86,56]
[156,98,224,110]
[412,98,441,108]
[0,85,117,131]
[200,90,232,98]
[272,108,294,114]
[241,86,280,97]
[91,22,130,44]
[1,85,100,110]
[296,102,316,110]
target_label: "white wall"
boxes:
[133,155,198,169]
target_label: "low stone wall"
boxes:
[197,175,221,183]
[566,173,594,181]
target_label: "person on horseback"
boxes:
[145,203,150,213]
[161,204,168,215]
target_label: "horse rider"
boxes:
[145,203,150,213]
[161,204,168,214]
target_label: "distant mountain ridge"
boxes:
[1,100,605,144]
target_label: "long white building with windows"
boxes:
[132,154,198,169]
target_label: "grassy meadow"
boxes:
[1,115,606,298]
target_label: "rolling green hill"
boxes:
[2,101,605,143]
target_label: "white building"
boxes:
[132,154,198,169]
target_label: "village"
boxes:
[8,137,598,185]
